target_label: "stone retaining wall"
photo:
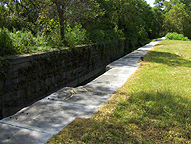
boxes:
[0,39,126,119]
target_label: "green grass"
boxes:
[2,46,66,58]
[46,40,191,144]
[27,46,63,53]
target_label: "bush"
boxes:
[10,29,36,53]
[65,23,87,47]
[165,32,190,41]
[0,28,16,57]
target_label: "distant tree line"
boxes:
[0,0,190,56]
[155,0,191,39]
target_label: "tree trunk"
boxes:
[53,1,67,44]
[57,4,65,42]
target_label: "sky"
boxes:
[145,0,155,7]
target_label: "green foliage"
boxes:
[88,29,105,44]
[0,28,16,56]
[163,3,191,39]
[65,23,87,47]
[165,32,190,41]
[36,4,62,45]
[88,26,124,44]
[7,15,31,31]
[1,0,176,56]
[0,27,59,57]
[150,7,164,38]
[10,29,36,53]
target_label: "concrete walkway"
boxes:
[0,38,165,144]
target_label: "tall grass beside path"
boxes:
[46,40,191,144]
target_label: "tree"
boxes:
[154,0,166,8]
[0,0,43,32]
[1,0,168,50]
[163,3,191,38]
[150,7,164,38]
[40,0,102,45]
[0,3,8,28]
[111,0,153,45]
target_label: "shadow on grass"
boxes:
[46,116,142,143]
[145,51,191,68]
[122,90,191,126]
[46,90,191,143]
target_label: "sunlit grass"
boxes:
[46,40,191,144]
[29,46,63,53]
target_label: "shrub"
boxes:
[65,23,87,47]
[10,29,36,53]
[165,32,190,41]
[0,28,16,57]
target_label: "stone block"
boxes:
[5,79,14,86]
[47,85,56,94]
[7,70,18,78]
[12,62,30,72]
[6,55,32,65]
[55,74,62,83]
[4,91,17,103]
[17,89,24,99]
[12,77,20,84]
[27,86,32,95]
[23,85,32,98]
[51,76,58,86]
[34,81,43,92]
[0,81,4,91]
[45,78,52,87]
[8,84,17,91]
[65,70,71,79]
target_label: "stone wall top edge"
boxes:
[2,41,123,64]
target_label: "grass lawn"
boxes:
[46,40,191,144]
